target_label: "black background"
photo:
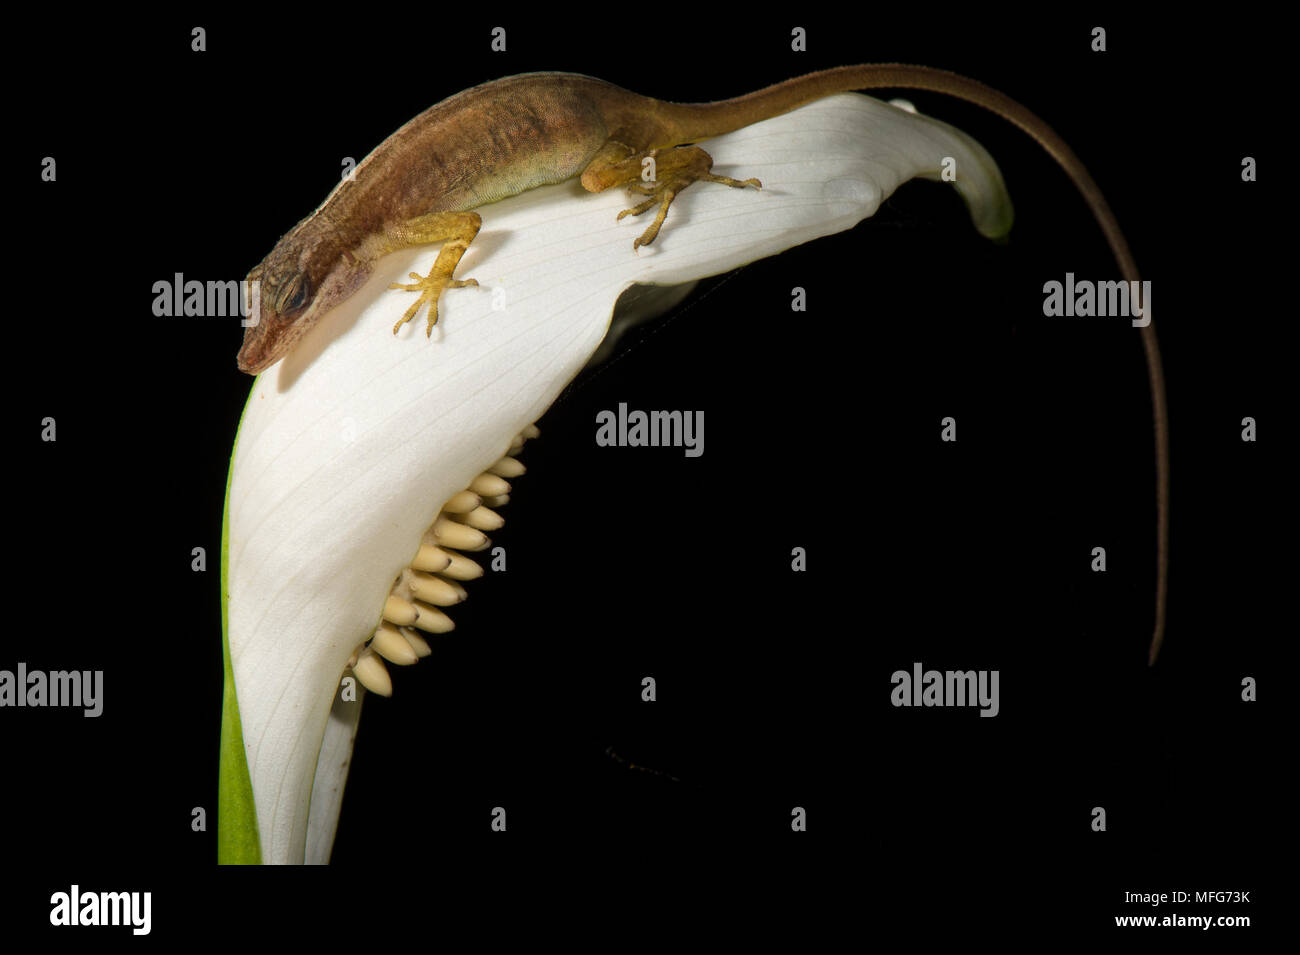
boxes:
[8,8,1280,939]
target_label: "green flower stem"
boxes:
[219,390,261,865]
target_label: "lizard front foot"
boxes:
[389,270,479,336]
[381,211,483,336]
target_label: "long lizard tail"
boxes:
[661,64,1169,662]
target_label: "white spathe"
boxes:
[225,93,1012,863]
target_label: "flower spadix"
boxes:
[220,93,1013,864]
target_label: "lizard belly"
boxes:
[439,132,606,211]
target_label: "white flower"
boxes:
[220,93,1012,864]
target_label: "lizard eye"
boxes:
[279,273,311,313]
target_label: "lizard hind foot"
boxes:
[614,144,762,250]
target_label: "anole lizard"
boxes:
[236,66,1169,664]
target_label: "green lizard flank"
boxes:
[235,66,1169,664]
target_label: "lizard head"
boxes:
[236,246,317,375]
[237,226,378,376]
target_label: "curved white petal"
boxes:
[225,92,1012,863]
